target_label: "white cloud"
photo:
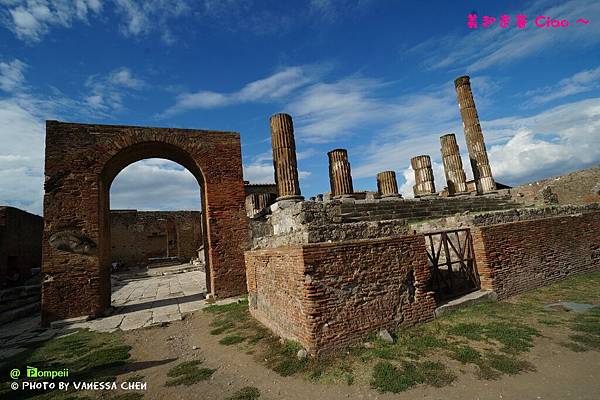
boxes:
[243,162,274,184]
[0,98,45,214]
[485,98,600,182]
[161,66,322,117]
[1,0,102,42]
[113,0,189,42]
[0,59,26,92]
[286,77,390,143]
[525,66,600,106]
[410,0,600,73]
[110,159,202,210]
[84,67,146,113]
[243,152,311,184]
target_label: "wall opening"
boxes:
[107,158,209,318]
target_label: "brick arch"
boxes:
[42,121,249,325]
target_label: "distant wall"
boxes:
[511,165,600,205]
[246,235,436,355]
[110,210,202,267]
[473,211,600,299]
[0,207,43,286]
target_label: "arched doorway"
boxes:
[41,121,249,325]
[108,158,208,318]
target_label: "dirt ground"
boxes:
[122,309,600,400]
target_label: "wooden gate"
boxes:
[424,228,480,301]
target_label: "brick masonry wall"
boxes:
[0,207,43,285]
[473,211,600,299]
[110,210,203,267]
[42,121,249,325]
[246,235,436,355]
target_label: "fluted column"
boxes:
[454,76,496,193]
[440,133,468,195]
[328,149,354,197]
[270,113,303,201]
[411,155,436,197]
[376,171,399,197]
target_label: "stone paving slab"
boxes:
[0,268,242,355]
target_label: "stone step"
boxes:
[0,294,40,313]
[434,290,497,318]
[0,284,41,302]
[0,302,41,325]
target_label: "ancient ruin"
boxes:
[270,113,303,201]
[2,75,596,358]
[411,155,436,196]
[41,121,248,325]
[455,76,496,193]
[440,133,468,195]
[376,171,400,197]
[328,149,354,197]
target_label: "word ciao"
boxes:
[467,14,591,29]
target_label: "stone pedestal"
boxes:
[454,76,496,194]
[411,155,436,197]
[270,113,303,201]
[328,149,354,197]
[440,133,468,195]
[376,171,400,197]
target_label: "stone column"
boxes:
[270,113,303,201]
[440,133,468,195]
[376,170,399,197]
[454,76,496,193]
[328,149,354,197]
[411,155,436,197]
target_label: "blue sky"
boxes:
[1,0,599,215]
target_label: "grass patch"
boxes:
[220,335,246,345]
[447,322,486,340]
[451,345,481,364]
[484,322,539,353]
[371,361,455,393]
[484,353,534,375]
[165,360,215,386]
[226,386,261,400]
[562,306,600,351]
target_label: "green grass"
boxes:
[219,335,246,345]
[451,345,481,364]
[371,361,455,393]
[226,386,261,400]
[164,360,215,387]
[0,329,133,399]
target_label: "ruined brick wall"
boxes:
[246,235,436,354]
[510,165,600,205]
[42,121,249,324]
[110,210,202,267]
[245,246,311,345]
[0,207,43,286]
[250,195,518,249]
[473,211,600,299]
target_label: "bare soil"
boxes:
[121,310,600,400]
